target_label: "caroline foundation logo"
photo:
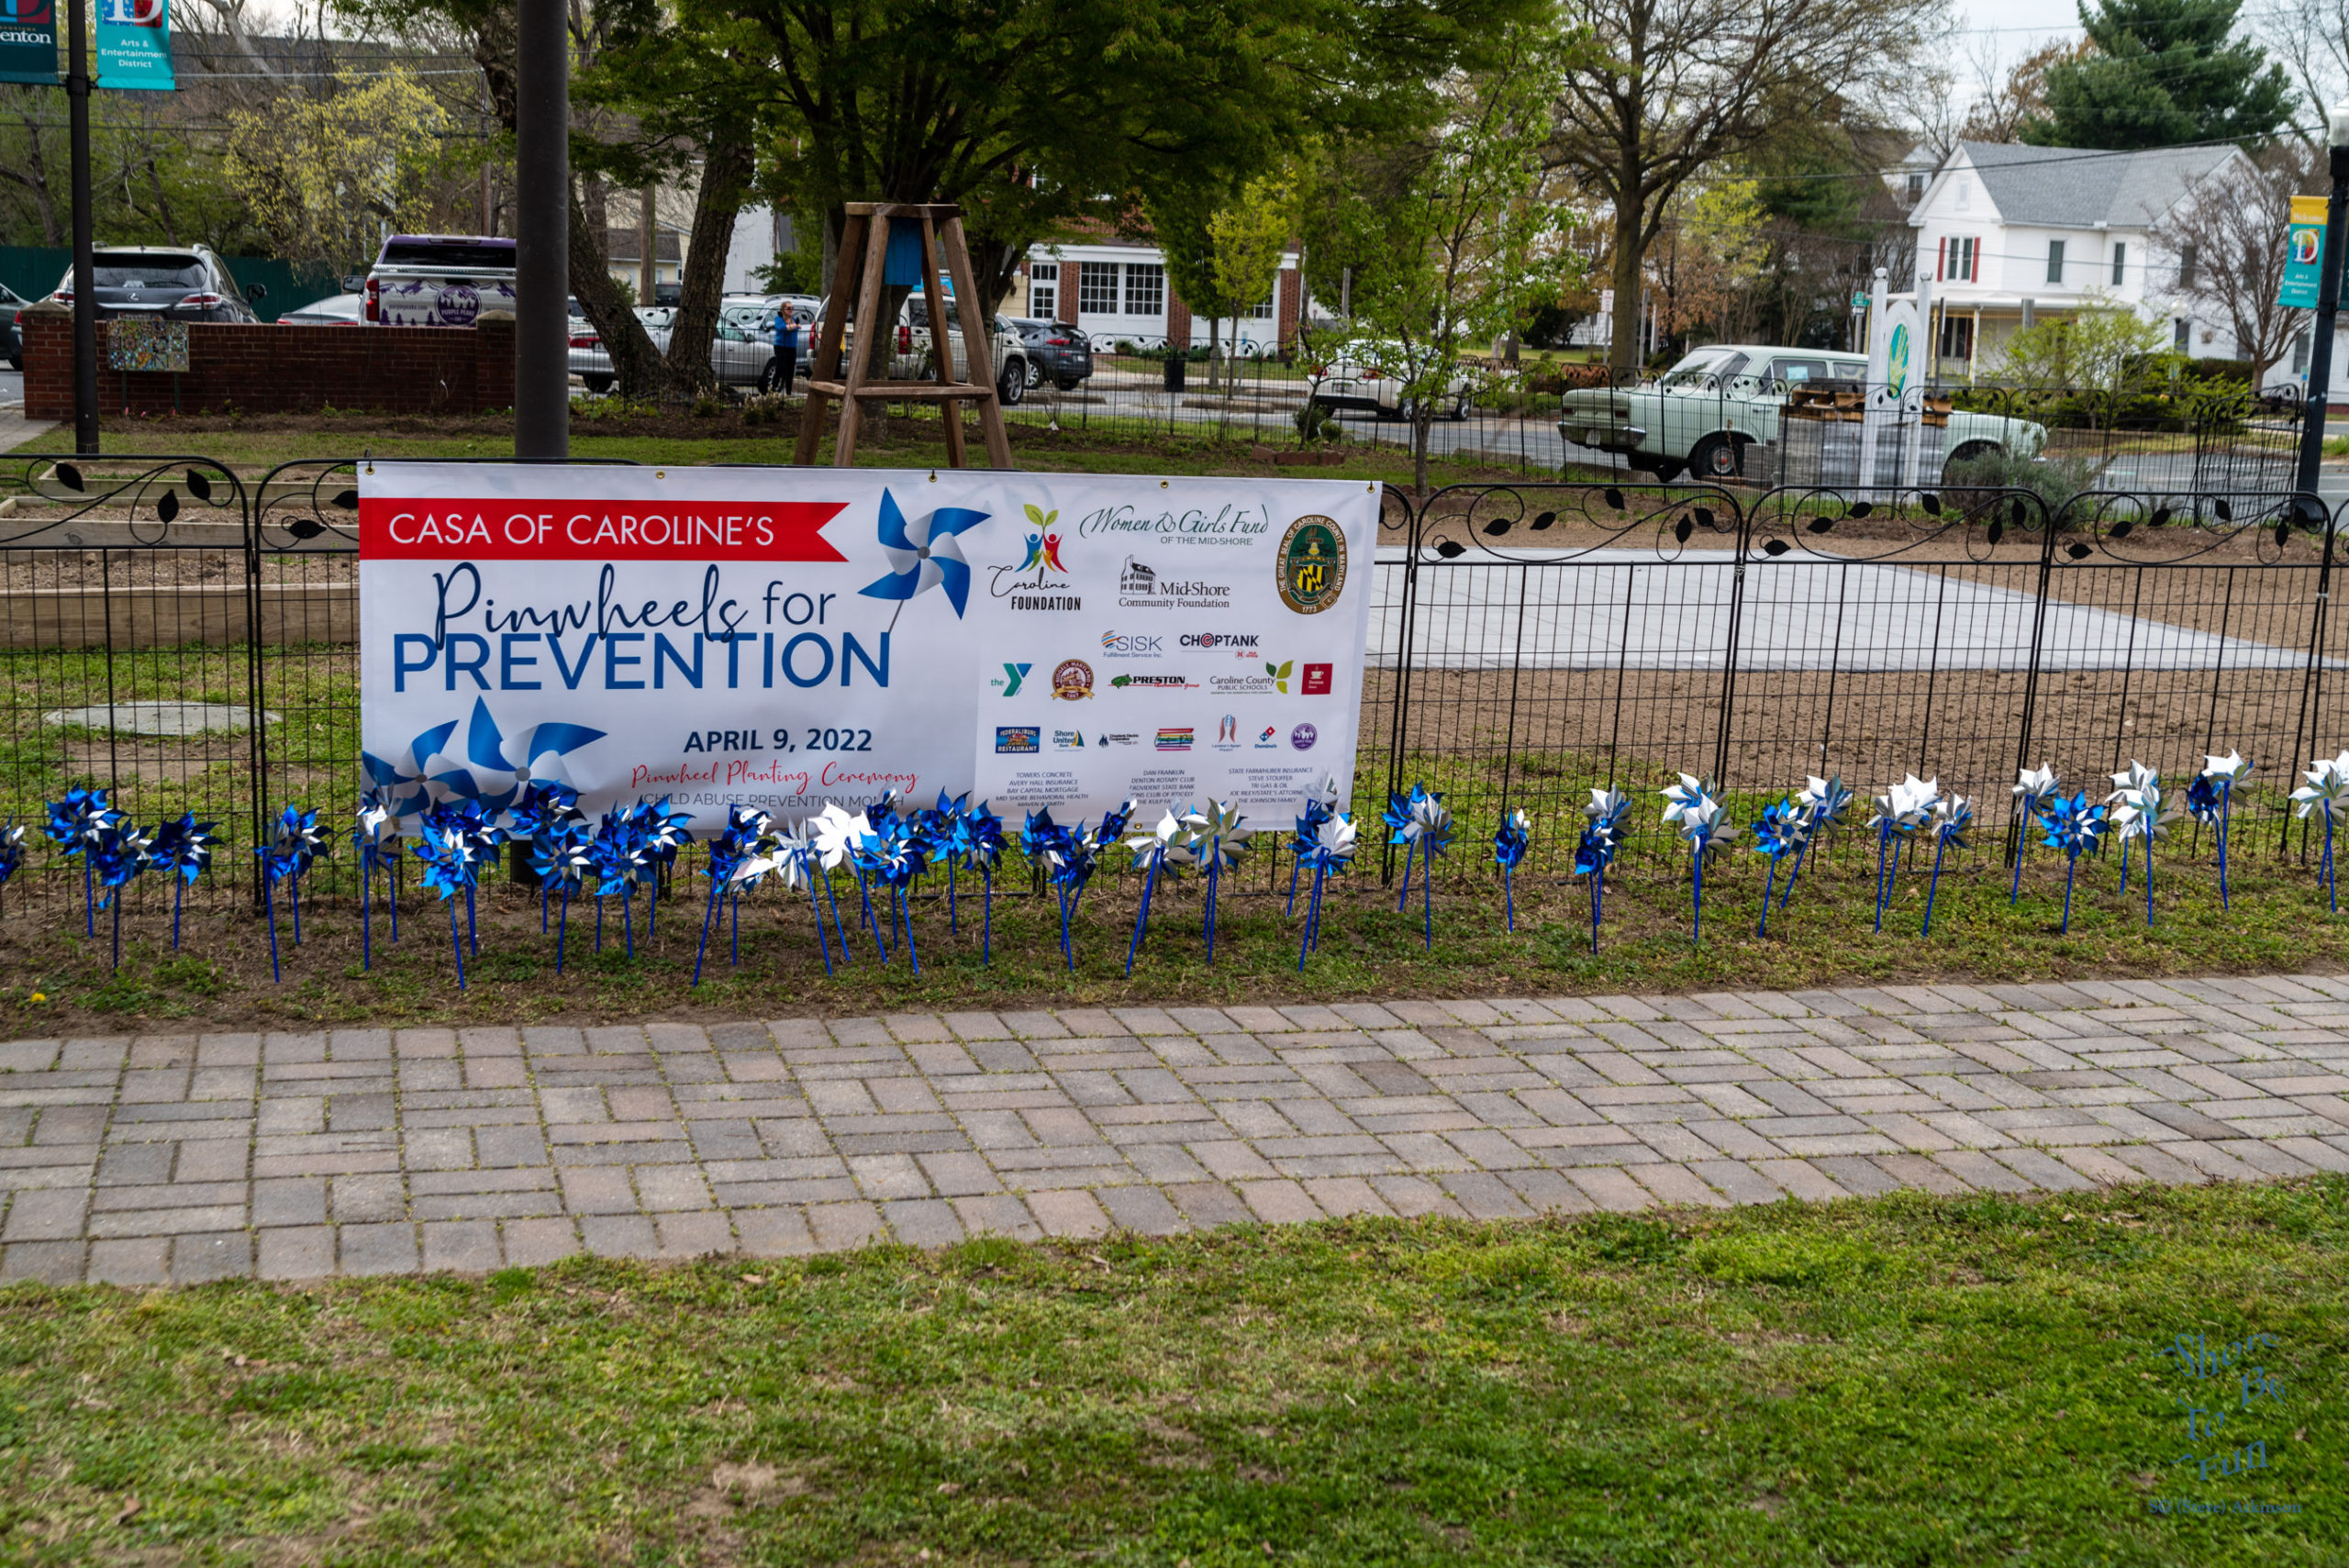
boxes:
[1050,659,1095,701]
[1277,516,1346,614]
[993,504,1080,610]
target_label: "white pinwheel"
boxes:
[2013,763,2060,808]
[1660,773,1710,828]
[856,489,990,619]
[2201,751,2253,785]
[810,803,863,871]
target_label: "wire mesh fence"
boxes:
[2,444,2341,917]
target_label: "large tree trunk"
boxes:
[570,188,676,399]
[665,129,756,394]
[1412,407,1432,496]
[1609,183,1643,375]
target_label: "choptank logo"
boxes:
[1180,632,1257,649]
[992,504,1078,609]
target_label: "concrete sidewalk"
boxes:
[6,973,2348,1286]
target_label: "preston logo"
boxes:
[1277,516,1346,615]
[995,726,1040,754]
[1051,659,1095,701]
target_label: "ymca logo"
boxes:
[996,662,1031,697]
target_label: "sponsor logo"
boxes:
[1156,728,1195,752]
[1118,562,1235,609]
[433,284,482,327]
[1120,556,1156,593]
[995,726,1040,754]
[1178,632,1259,649]
[1052,728,1085,750]
[996,661,1032,697]
[1290,722,1319,751]
[1208,673,1277,695]
[1097,731,1141,747]
[1254,725,1281,749]
[1277,516,1347,615]
[1051,659,1095,701]
[1099,630,1163,657]
[1302,662,1333,695]
[993,503,1079,609]
[1218,715,1238,742]
[1110,673,1197,690]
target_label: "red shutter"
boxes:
[1969,239,1980,283]
[1936,238,1946,281]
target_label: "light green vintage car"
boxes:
[1556,344,2044,482]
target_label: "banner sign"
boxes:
[2281,195,2326,311]
[358,464,1379,833]
[0,0,59,85]
[95,0,172,90]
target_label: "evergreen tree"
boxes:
[2025,0,2292,150]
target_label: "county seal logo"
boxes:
[1277,516,1345,615]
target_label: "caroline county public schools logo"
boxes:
[1278,516,1346,615]
[1051,659,1095,700]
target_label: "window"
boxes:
[2045,239,2065,284]
[379,239,518,271]
[2179,245,2199,289]
[1906,172,1925,204]
[1939,315,1973,361]
[2110,242,2126,286]
[1122,261,1163,318]
[1955,178,1971,212]
[2174,318,2190,351]
[2297,328,2313,374]
[1076,261,1118,317]
[1770,358,1831,385]
[1245,284,1275,320]
[1936,237,1978,282]
[1029,261,1057,319]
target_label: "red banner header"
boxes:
[358,497,849,562]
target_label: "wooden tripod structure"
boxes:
[793,202,1013,469]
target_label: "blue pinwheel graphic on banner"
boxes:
[858,488,990,630]
[362,703,604,820]
[360,719,458,819]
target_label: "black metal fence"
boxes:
[3,448,2340,913]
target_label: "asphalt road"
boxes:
[0,367,23,409]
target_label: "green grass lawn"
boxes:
[3,1178,2339,1564]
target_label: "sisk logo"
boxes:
[1099,630,1163,657]
[997,662,1032,697]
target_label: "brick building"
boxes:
[1013,236,1303,350]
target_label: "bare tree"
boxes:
[2264,0,2349,144]
[1550,0,1943,373]
[2153,140,2319,385]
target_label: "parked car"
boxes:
[1004,317,1093,391]
[276,293,367,327]
[50,245,264,324]
[1554,344,2046,482]
[1,282,25,369]
[1304,339,1473,420]
[903,295,1030,404]
[569,308,775,393]
[365,234,516,326]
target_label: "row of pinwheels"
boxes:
[1616,752,2266,946]
[8,788,217,969]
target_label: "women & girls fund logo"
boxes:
[993,503,1081,611]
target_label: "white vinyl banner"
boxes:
[357,463,1379,832]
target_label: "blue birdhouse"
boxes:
[883,218,927,286]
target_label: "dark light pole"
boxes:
[2295,101,2349,517]
[65,0,97,456]
[513,0,570,460]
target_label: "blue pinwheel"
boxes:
[147,814,215,952]
[696,806,777,985]
[352,792,398,967]
[1124,808,1195,975]
[45,786,121,936]
[1386,784,1430,911]
[1671,788,1740,944]
[530,822,592,974]
[1751,798,1805,938]
[854,815,930,974]
[1407,789,1454,949]
[858,488,991,626]
[1043,826,1097,973]
[255,806,327,983]
[1492,810,1530,934]
[414,819,482,990]
[2009,765,2061,905]
[590,809,654,957]
[1921,795,1973,937]
[627,796,695,944]
[509,779,584,933]
[2191,751,2253,909]
[2291,752,2349,913]
[918,791,974,930]
[1868,775,1938,933]
[1289,775,1341,915]
[425,797,503,957]
[0,819,25,916]
[1182,800,1250,961]
[2036,792,2108,934]
[966,801,1008,963]
[1779,774,1851,911]
[1577,787,1632,954]
[1296,814,1359,971]
[85,823,153,971]
[2111,770,2183,926]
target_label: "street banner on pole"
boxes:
[2282,195,2327,310]
[0,0,61,85]
[95,0,170,89]
[358,465,1380,832]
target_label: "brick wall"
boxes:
[22,311,518,420]
[1276,269,1302,349]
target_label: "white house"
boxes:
[1012,235,1303,349]
[1898,139,2277,385]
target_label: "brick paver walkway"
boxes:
[6,974,2349,1286]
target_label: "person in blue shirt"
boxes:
[769,308,799,395]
